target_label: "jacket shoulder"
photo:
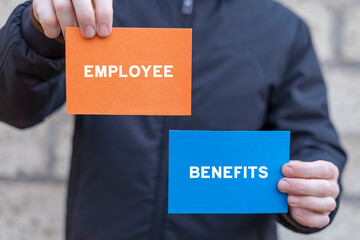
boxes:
[264,0,309,31]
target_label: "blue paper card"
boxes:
[168,130,290,214]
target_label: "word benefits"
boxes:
[84,65,174,78]
[190,166,268,179]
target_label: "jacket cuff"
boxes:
[21,4,65,58]
[275,212,320,234]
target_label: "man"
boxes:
[0,0,347,239]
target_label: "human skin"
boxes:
[32,0,113,38]
[278,160,340,228]
[31,0,340,230]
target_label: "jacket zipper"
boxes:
[182,0,193,27]
[150,1,194,240]
[150,117,171,240]
[182,0,193,15]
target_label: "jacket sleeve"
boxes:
[264,19,347,233]
[0,1,66,129]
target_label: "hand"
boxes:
[32,0,113,39]
[278,160,340,228]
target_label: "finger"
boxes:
[53,0,78,38]
[290,207,330,228]
[288,195,337,213]
[33,0,61,38]
[282,160,339,180]
[33,2,40,22]
[278,178,339,197]
[72,0,96,38]
[93,0,113,37]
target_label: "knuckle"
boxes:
[323,162,332,178]
[318,166,327,179]
[322,160,338,179]
[302,166,310,177]
[76,11,94,24]
[39,15,59,28]
[323,216,331,227]
[328,198,337,211]
[316,160,330,178]
[54,0,73,12]
[34,6,46,18]
[326,164,333,178]
[298,197,310,208]
[293,209,304,222]
[309,216,328,228]
[38,10,59,28]
[99,9,113,19]
[43,20,59,30]
[321,181,331,196]
[297,182,307,194]
[307,219,318,228]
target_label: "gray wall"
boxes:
[0,0,359,239]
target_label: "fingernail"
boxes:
[278,180,289,192]
[288,195,299,205]
[98,24,109,37]
[84,26,96,38]
[283,165,294,175]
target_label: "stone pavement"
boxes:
[0,0,359,239]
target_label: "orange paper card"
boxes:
[65,27,192,115]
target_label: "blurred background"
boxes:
[0,0,359,239]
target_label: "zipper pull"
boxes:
[182,0,193,15]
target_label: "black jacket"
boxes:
[0,1,347,239]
